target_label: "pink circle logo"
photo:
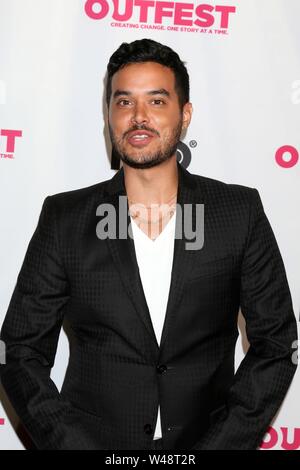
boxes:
[85,0,109,19]
[275,145,299,168]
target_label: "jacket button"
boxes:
[144,423,153,435]
[156,364,167,374]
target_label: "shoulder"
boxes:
[193,171,256,197]
[41,176,115,217]
[48,178,111,204]
[189,170,259,208]
[186,170,263,230]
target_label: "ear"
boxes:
[182,102,193,131]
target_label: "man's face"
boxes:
[108,61,192,169]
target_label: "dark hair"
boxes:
[106,38,190,110]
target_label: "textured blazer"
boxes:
[0,161,297,450]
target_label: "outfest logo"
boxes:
[85,1,236,36]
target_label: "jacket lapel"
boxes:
[159,163,203,353]
[103,161,205,358]
[103,170,159,357]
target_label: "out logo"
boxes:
[0,129,23,159]
[275,145,299,168]
[260,426,300,450]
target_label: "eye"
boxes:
[117,99,131,106]
[152,99,165,105]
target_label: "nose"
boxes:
[131,102,149,126]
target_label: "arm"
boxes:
[0,197,89,449]
[192,189,298,450]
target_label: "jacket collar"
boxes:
[104,159,197,197]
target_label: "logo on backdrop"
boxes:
[260,426,300,450]
[85,1,236,36]
[0,129,23,160]
[275,145,299,168]
[176,140,192,168]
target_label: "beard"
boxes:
[108,119,183,170]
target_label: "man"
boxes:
[0,39,297,450]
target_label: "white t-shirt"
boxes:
[130,211,176,440]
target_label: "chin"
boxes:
[122,156,163,170]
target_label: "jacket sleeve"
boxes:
[191,188,298,450]
[0,196,91,449]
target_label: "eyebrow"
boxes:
[112,88,170,100]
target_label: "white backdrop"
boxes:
[0,0,299,450]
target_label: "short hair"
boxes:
[106,38,190,110]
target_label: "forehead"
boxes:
[111,62,176,94]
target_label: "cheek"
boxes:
[153,109,180,128]
[151,116,171,135]
[110,109,130,128]
[110,119,128,138]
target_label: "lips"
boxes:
[127,130,156,147]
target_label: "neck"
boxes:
[123,157,178,206]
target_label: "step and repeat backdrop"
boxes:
[0,0,299,450]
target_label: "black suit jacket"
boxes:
[0,161,297,450]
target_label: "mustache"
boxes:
[124,125,160,138]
